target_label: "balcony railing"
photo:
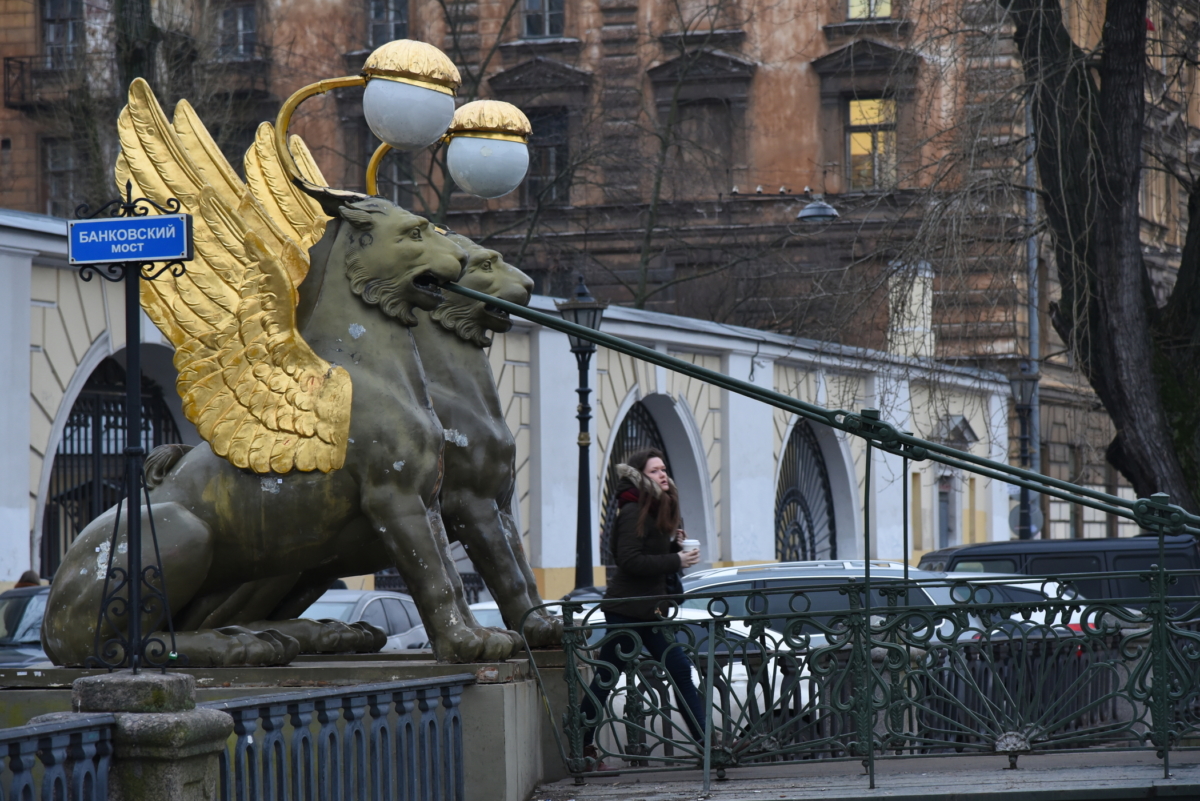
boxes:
[3,55,82,109]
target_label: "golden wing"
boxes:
[243,123,329,279]
[115,78,350,474]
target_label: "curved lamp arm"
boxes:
[366,142,394,196]
[274,76,366,193]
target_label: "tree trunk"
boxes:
[1010,0,1200,511]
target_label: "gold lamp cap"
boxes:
[363,40,462,94]
[448,100,532,142]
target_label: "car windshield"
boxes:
[302,601,355,622]
[472,608,505,629]
[0,593,46,645]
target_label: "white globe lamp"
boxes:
[361,40,462,151]
[445,100,532,199]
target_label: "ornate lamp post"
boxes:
[1009,368,1040,540]
[274,39,532,201]
[556,277,608,590]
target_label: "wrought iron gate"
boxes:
[40,358,182,577]
[598,401,672,567]
[775,418,837,560]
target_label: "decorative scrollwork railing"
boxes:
[526,571,1200,790]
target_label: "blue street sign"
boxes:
[68,214,193,265]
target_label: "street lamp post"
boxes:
[556,277,608,590]
[1009,368,1040,540]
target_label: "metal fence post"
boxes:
[861,435,876,789]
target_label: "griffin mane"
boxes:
[431,301,492,348]
[341,204,418,326]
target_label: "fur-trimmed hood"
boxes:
[615,463,676,499]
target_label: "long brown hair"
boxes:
[625,448,681,535]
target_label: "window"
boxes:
[846,97,895,190]
[217,3,258,60]
[369,0,408,48]
[1047,498,1072,539]
[937,474,955,549]
[523,108,569,206]
[364,128,416,208]
[523,0,564,39]
[1027,554,1104,599]
[42,138,80,218]
[360,599,388,632]
[42,0,83,69]
[848,0,891,19]
[671,99,736,195]
[1112,554,1199,608]
[1081,484,1107,538]
[1116,486,1139,537]
[381,597,413,633]
[953,558,1017,573]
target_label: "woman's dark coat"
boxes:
[602,464,683,620]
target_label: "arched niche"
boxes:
[775,415,859,561]
[33,342,196,576]
[597,386,715,569]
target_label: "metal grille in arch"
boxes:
[599,400,671,567]
[40,358,182,577]
[775,419,837,560]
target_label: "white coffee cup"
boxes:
[681,538,700,554]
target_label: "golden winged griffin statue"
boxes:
[42,78,561,666]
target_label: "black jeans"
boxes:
[580,611,707,746]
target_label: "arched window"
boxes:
[775,419,837,561]
[598,401,671,567]
[41,358,182,577]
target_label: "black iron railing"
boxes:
[3,55,80,109]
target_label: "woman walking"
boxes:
[580,448,704,767]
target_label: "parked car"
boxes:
[917,535,1200,611]
[301,589,423,652]
[679,561,1082,640]
[0,586,50,667]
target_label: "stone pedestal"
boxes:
[74,672,232,801]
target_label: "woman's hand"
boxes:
[679,548,700,568]
[675,529,687,545]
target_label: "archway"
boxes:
[598,400,672,569]
[39,357,182,577]
[775,419,838,561]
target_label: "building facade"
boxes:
[2,0,1195,548]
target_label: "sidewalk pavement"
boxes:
[531,751,1200,801]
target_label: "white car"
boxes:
[302,589,425,652]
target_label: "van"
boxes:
[917,535,1200,608]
